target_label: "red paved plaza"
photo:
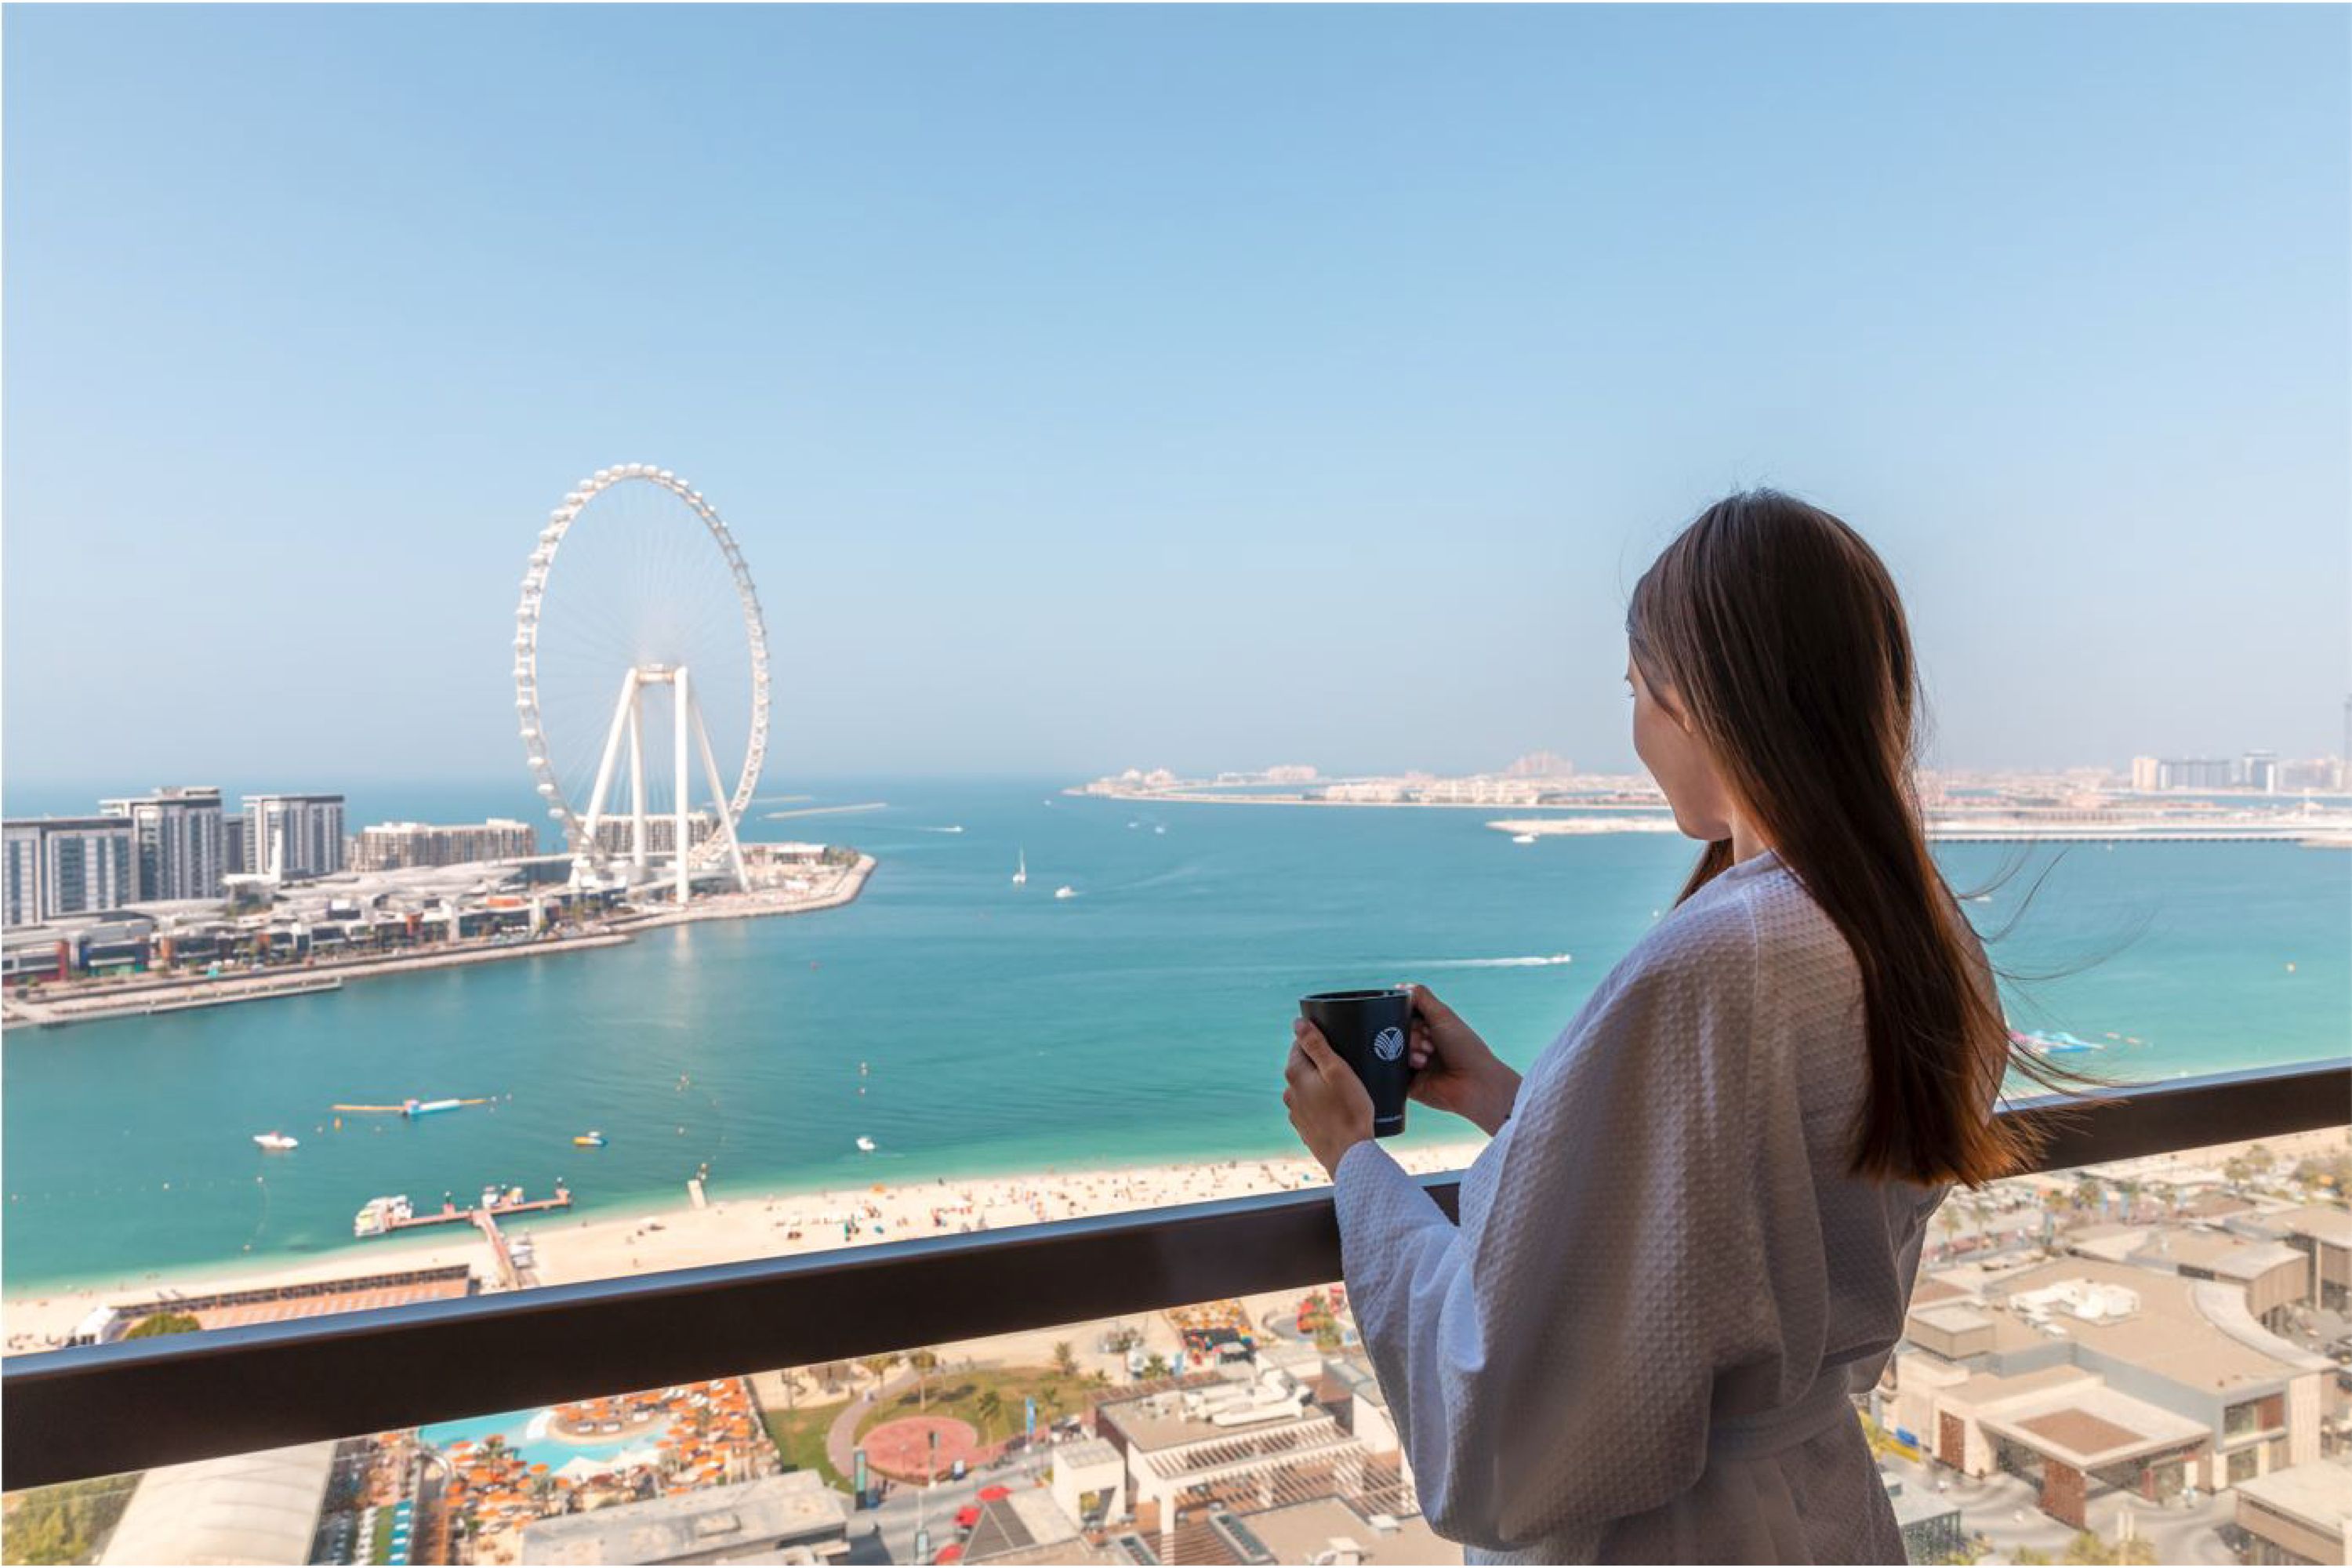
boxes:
[862,1415,979,1481]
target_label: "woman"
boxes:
[1283,490,2026,1564]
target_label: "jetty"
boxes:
[376,1186,572,1234]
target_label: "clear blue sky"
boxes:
[5,4,2346,792]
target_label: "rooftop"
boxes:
[1098,1374,1329,1456]
[517,1472,847,1564]
[1987,1259,2310,1393]
[2128,1229,2306,1281]
[98,1440,337,1568]
[1953,1364,2098,1406]
[2234,1457,2352,1534]
[1234,1497,1460,1566]
[2267,1204,2352,1250]
[964,1490,1094,1565]
[1982,1385,2210,1468]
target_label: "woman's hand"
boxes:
[1403,983,1521,1137]
[1285,1018,1374,1178]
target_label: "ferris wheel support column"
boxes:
[627,693,649,873]
[579,668,644,875]
[674,663,694,906]
[691,696,751,891]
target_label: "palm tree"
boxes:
[1142,1352,1170,1381]
[858,1352,899,1392]
[1052,1341,1078,1379]
[975,1388,1005,1440]
[907,1348,942,1414]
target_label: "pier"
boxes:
[381,1188,572,1233]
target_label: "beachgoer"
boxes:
[1283,492,2054,1563]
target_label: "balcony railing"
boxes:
[4,1058,2345,1490]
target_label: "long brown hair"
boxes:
[1628,489,2056,1188]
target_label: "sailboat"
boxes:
[1013,850,1027,887]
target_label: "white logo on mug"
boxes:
[1372,1025,1406,1062]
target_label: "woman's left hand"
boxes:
[1285,1017,1375,1177]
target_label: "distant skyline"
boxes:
[5,5,2347,785]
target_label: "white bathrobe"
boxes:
[1334,847,1957,1564]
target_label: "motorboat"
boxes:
[1054,885,1076,900]
[855,1135,877,1153]
[253,1131,299,1152]
[1013,851,1027,887]
[572,1131,608,1148]
[354,1196,413,1237]
[1511,833,1537,845]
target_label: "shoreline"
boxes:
[0,856,876,1029]
[9,1122,2343,1355]
[0,1135,1492,1348]
[1072,786,2352,844]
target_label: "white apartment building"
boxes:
[98,786,227,902]
[2,816,138,927]
[241,794,347,880]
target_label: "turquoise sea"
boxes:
[3,777,2347,1294]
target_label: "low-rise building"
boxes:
[2233,1457,2352,1566]
[1090,1356,1446,1563]
[2125,1229,2309,1330]
[590,811,718,856]
[1882,1259,2332,1526]
[516,1470,849,1564]
[2259,1206,2352,1313]
[354,819,538,871]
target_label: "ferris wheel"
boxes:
[514,464,770,899]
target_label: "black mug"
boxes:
[1299,987,1414,1138]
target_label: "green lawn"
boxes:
[761,1405,851,1493]
[854,1364,1095,1448]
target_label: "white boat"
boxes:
[855,1135,877,1153]
[1152,825,1165,835]
[1511,833,1537,845]
[1013,851,1027,887]
[353,1195,413,1238]
[1054,885,1076,900]
[253,1131,299,1152]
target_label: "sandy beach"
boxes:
[0,1138,1488,1350]
[7,1120,2340,1355]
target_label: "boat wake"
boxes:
[1408,954,1575,969]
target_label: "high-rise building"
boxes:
[1504,750,1576,779]
[241,793,347,880]
[353,819,538,872]
[2129,757,2161,792]
[97,786,227,902]
[2239,751,2279,793]
[2156,758,2234,791]
[223,815,251,876]
[2,816,137,927]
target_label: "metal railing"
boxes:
[5,1059,2345,1490]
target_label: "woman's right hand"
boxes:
[1403,983,1521,1137]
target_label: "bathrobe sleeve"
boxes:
[1330,899,1786,1555]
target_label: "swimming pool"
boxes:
[419,1406,670,1471]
